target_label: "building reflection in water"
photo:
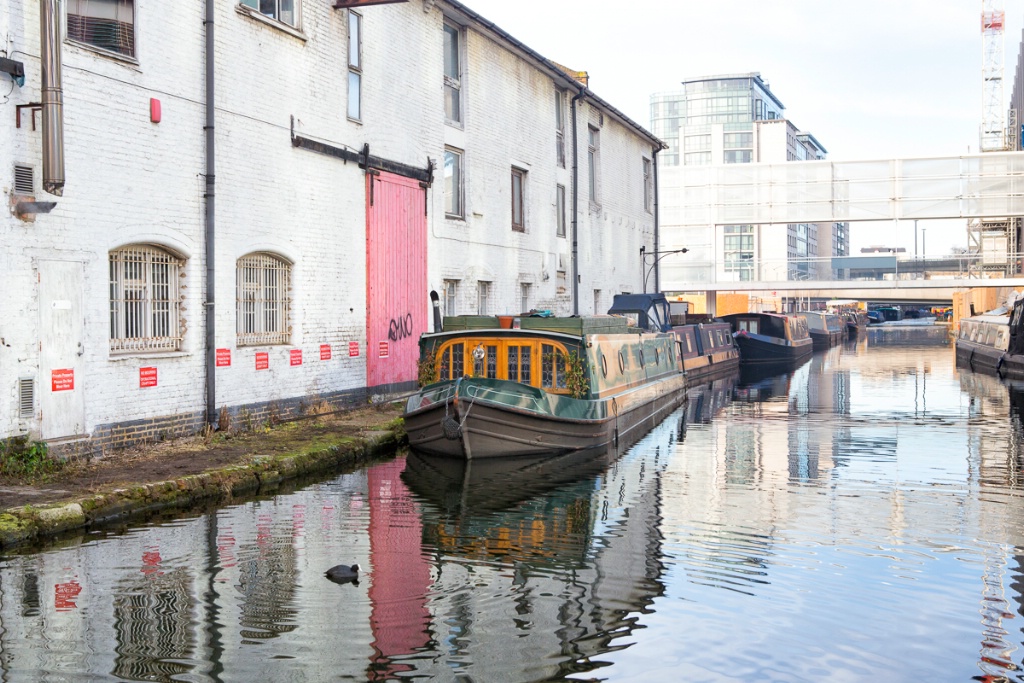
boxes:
[112,560,196,681]
[5,340,1024,679]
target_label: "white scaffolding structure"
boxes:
[658,153,1024,289]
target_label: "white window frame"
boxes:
[556,184,566,237]
[67,0,136,58]
[555,89,566,168]
[477,281,491,315]
[643,157,652,213]
[443,22,463,126]
[237,252,292,346]
[521,283,531,313]
[588,125,600,204]
[109,245,184,354]
[444,147,465,219]
[347,10,362,121]
[444,279,459,316]
[512,167,526,232]
[239,0,300,29]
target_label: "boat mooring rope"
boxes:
[441,377,477,440]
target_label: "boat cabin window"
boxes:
[541,343,568,389]
[438,344,465,379]
[471,343,499,379]
[736,319,759,334]
[507,345,533,383]
[787,316,810,340]
[433,337,572,393]
[679,330,695,354]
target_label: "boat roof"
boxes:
[963,314,1010,325]
[720,311,791,321]
[607,293,669,314]
[421,327,584,343]
[441,314,632,336]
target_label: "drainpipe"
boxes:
[39,0,64,195]
[571,88,585,316]
[652,147,661,293]
[204,0,217,427]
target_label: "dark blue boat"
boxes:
[719,312,813,366]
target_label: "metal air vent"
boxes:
[18,378,35,419]
[14,165,34,195]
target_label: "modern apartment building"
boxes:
[651,73,848,286]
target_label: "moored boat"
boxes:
[719,312,813,366]
[955,295,1024,379]
[842,310,868,338]
[826,300,868,338]
[404,314,687,459]
[606,293,740,383]
[802,311,844,349]
[674,322,741,381]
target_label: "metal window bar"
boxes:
[109,246,182,353]
[237,253,291,346]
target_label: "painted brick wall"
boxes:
[1,0,660,452]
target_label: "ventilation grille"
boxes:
[14,165,34,195]
[18,378,35,419]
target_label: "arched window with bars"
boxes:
[109,245,184,353]
[236,252,292,346]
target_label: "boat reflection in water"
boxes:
[402,447,616,516]
[684,373,739,426]
[395,407,685,681]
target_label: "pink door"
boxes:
[366,171,427,389]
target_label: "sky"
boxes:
[465,0,1024,256]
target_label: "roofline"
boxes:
[796,132,827,155]
[441,0,666,150]
[678,72,785,110]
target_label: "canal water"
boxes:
[3,327,1024,682]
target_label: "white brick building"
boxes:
[0,0,663,452]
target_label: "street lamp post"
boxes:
[640,246,689,293]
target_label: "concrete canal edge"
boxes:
[0,426,406,552]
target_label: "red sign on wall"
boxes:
[139,367,158,388]
[255,352,269,370]
[320,344,332,361]
[290,349,303,366]
[349,341,360,357]
[51,368,74,392]
[216,348,231,367]
[378,341,390,358]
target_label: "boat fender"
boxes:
[997,354,1007,378]
[968,348,976,370]
[442,415,462,440]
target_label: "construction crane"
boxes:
[981,0,1008,151]
[969,0,1019,276]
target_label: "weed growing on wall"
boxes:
[0,437,64,478]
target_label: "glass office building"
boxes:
[652,73,848,282]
